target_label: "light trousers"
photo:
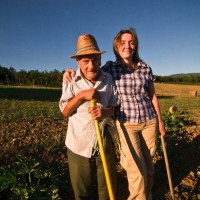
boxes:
[116,118,158,200]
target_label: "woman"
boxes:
[64,28,166,200]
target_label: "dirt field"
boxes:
[116,83,200,200]
[0,84,200,199]
[116,110,200,200]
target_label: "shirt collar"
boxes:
[114,61,146,72]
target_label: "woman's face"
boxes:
[117,33,135,61]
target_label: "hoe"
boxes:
[90,100,115,200]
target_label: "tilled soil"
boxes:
[1,111,199,200]
[116,111,200,200]
[64,110,200,200]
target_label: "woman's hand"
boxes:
[159,122,166,136]
[63,68,76,83]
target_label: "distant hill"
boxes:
[154,73,200,84]
[169,73,200,77]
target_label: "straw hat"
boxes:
[70,34,106,59]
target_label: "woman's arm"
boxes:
[148,82,166,136]
[63,68,76,83]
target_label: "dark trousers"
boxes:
[67,126,116,200]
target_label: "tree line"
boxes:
[154,74,200,84]
[0,65,200,87]
[0,65,63,87]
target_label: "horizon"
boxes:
[1,64,200,77]
[0,0,200,76]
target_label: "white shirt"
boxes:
[59,69,119,158]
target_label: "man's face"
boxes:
[77,54,101,83]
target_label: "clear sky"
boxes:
[0,0,200,76]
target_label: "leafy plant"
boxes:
[162,111,184,134]
[0,156,67,200]
[156,110,185,155]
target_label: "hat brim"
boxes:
[70,50,106,59]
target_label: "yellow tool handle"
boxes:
[90,100,115,200]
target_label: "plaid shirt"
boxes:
[101,61,157,123]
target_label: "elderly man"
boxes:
[59,34,119,200]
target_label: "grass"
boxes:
[0,86,61,101]
[0,84,200,199]
[154,83,200,112]
[0,86,70,199]
[155,82,200,98]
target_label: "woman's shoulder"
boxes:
[138,61,154,76]
[101,70,113,81]
[100,70,116,87]
[138,61,151,68]
[102,61,114,70]
[101,60,121,72]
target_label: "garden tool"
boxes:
[90,100,115,200]
[161,135,175,200]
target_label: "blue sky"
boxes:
[0,0,200,76]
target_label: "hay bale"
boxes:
[189,90,198,97]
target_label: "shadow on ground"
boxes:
[0,87,61,101]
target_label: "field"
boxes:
[0,83,200,200]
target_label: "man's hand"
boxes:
[88,106,102,120]
[79,88,100,102]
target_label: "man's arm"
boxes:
[62,93,84,117]
[62,88,99,117]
